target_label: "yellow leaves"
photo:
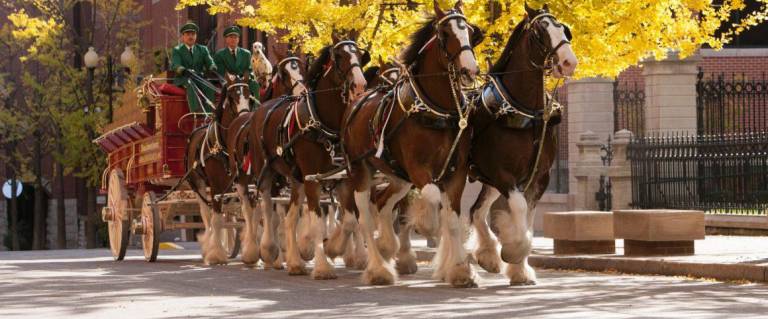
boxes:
[177,0,768,79]
[8,9,63,62]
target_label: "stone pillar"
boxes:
[642,52,700,134]
[47,198,79,249]
[567,77,615,194]
[608,130,633,210]
[572,131,606,210]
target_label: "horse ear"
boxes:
[349,29,360,41]
[433,0,445,19]
[226,72,235,83]
[524,2,536,17]
[377,55,385,67]
[542,4,549,12]
[469,24,485,46]
[331,29,342,45]
[453,0,464,13]
[360,49,371,66]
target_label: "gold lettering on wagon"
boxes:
[138,140,161,165]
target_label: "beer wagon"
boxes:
[94,78,241,262]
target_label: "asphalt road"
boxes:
[1,248,767,318]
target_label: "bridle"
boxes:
[222,80,251,117]
[525,12,572,73]
[435,12,475,65]
[377,67,400,86]
[325,40,364,105]
[275,56,304,93]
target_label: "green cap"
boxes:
[223,25,241,37]
[180,22,199,34]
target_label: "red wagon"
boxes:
[94,79,241,261]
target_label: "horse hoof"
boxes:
[241,242,261,266]
[396,253,418,275]
[260,242,280,266]
[287,263,308,276]
[507,262,537,285]
[203,248,229,266]
[311,268,338,280]
[267,261,285,270]
[475,248,501,274]
[363,265,396,285]
[446,263,477,288]
[204,257,229,266]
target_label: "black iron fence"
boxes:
[697,70,768,135]
[614,81,646,137]
[547,87,569,193]
[627,131,768,215]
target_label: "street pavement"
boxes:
[1,247,767,318]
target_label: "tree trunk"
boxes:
[8,172,20,251]
[86,185,98,248]
[32,131,46,250]
[57,160,67,249]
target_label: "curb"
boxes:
[413,249,768,283]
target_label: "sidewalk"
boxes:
[413,235,768,283]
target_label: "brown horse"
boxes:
[225,51,307,267]
[468,4,577,285]
[245,32,367,279]
[184,73,253,265]
[363,58,401,90]
[341,0,483,287]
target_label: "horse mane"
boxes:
[489,18,528,74]
[307,45,333,89]
[399,17,438,66]
[363,66,380,83]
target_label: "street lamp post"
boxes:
[82,46,100,248]
[83,47,98,113]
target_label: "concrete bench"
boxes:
[543,211,615,254]
[614,209,705,256]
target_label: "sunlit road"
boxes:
[1,248,767,318]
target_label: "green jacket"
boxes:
[170,43,216,86]
[214,47,260,101]
[213,47,252,77]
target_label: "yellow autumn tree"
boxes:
[166,1,767,78]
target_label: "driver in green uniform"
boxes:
[170,21,218,113]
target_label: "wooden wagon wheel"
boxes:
[141,191,162,262]
[105,169,131,261]
[221,215,241,259]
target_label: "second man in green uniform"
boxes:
[213,25,260,107]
